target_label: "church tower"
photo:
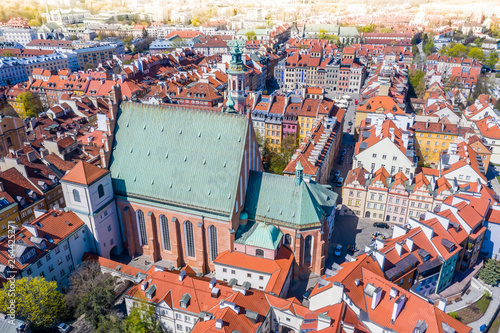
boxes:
[61,161,123,259]
[226,40,247,114]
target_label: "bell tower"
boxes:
[226,40,247,114]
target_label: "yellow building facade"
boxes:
[414,121,460,165]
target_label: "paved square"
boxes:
[326,215,394,269]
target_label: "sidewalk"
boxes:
[468,285,500,333]
[445,281,500,332]
[445,286,484,313]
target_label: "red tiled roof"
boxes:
[61,160,108,185]
[214,246,293,296]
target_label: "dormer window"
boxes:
[19,247,36,264]
[180,293,191,308]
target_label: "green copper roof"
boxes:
[295,160,303,171]
[244,171,337,228]
[244,222,283,250]
[234,220,283,250]
[109,102,249,219]
[226,94,235,109]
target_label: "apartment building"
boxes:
[353,118,416,177]
[0,210,90,288]
[283,116,343,184]
[2,28,37,46]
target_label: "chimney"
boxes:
[390,287,399,299]
[437,298,447,312]
[209,277,216,289]
[395,242,403,256]
[179,270,186,282]
[407,238,414,252]
[391,295,406,322]
[103,133,109,152]
[106,117,112,133]
[371,287,383,310]
[99,149,106,168]
[215,319,223,330]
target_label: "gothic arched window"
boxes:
[137,210,148,246]
[184,221,195,258]
[160,215,171,251]
[208,225,218,261]
[304,235,313,265]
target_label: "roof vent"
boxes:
[208,285,220,299]
[390,287,399,299]
[209,277,216,289]
[215,318,223,330]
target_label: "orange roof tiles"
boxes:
[309,254,384,311]
[361,268,471,333]
[214,246,293,296]
[61,160,108,185]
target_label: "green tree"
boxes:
[254,129,264,147]
[360,24,377,33]
[65,261,116,328]
[0,277,64,329]
[318,29,329,40]
[479,259,500,286]
[380,27,393,33]
[468,47,485,62]
[84,63,94,71]
[281,133,297,162]
[409,70,426,98]
[440,43,470,57]
[487,52,499,69]
[96,313,125,333]
[245,31,256,41]
[16,91,41,118]
[125,303,163,333]
[423,39,435,55]
[473,38,482,46]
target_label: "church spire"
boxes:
[226,40,247,114]
[295,160,303,186]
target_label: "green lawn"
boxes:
[455,294,492,324]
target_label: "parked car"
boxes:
[57,323,71,333]
[347,128,351,133]
[303,287,314,299]
[334,170,340,179]
[334,244,343,256]
[348,121,353,126]
[336,176,343,187]
[373,222,390,229]
[342,148,346,155]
